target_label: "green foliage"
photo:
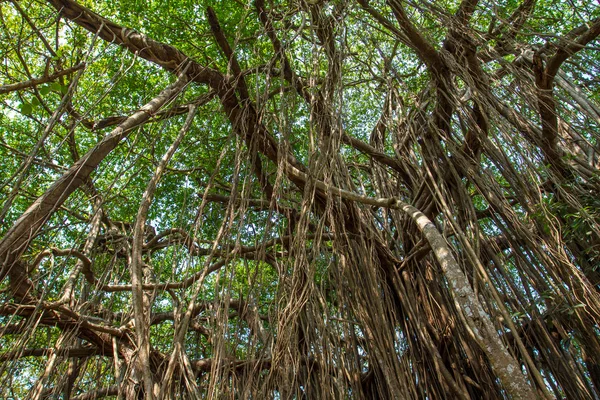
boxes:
[1,0,600,397]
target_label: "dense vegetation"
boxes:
[1,0,599,398]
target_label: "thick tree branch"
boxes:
[283,161,536,399]
[545,18,600,80]
[0,71,189,288]
[206,6,250,101]
[534,17,600,175]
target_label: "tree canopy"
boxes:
[1,0,600,398]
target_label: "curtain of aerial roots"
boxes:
[2,0,600,399]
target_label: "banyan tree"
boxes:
[1,0,600,398]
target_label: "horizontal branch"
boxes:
[0,63,85,94]
[46,0,221,85]
[101,232,331,292]
[0,346,103,361]
[31,247,93,282]
[0,303,125,339]
[74,92,215,131]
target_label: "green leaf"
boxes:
[20,102,33,115]
[50,82,62,92]
[39,85,51,96]
[53,48,64,61]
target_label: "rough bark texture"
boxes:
[1,0,600,398]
